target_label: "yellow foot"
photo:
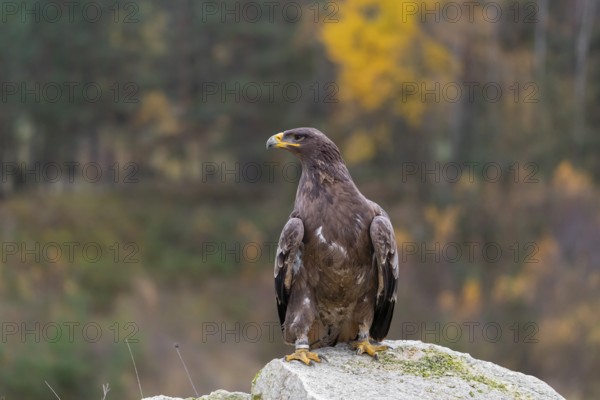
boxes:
[350,340,388,359]
[284,348,322,365]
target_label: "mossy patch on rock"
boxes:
[377,347,515,395]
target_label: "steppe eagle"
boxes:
[266,127,398,365]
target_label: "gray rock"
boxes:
[251,340,565,400]
[196,389,251,400]
[143,389,250,400]
[143,396,187,400]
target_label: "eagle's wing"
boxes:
[274,217,304,327]
[369,214,399,341]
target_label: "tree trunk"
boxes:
[573,0,597,150]
[534,0,549,78]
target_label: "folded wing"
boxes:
[274,217,304,327]
[369,215,399,341]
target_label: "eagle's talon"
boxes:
[284,348,321,365]
[350,340,388,358]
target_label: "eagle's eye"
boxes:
[293,134,305,142]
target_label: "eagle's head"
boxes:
[266,127,342,164]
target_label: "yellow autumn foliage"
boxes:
[321,0,457,126]
[343,130,376,164]
[491,234,560,305]
[424,205,460,243]
[460,278,482,316]
[343,124,392,165]
[552,160,592,196]
[135,91,180,136]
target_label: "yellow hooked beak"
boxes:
[266,132,301,149]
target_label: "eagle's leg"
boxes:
[350,327,388,359]
[284,336,322,365]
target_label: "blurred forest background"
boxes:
[0,0,599,398]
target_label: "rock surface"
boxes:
[251,340,565,400]
[143,389,250,400]
[144,340,565,400]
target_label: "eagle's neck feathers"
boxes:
[293,148,367,220]
[299,144,352,184]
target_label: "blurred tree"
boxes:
[321,0,457,127]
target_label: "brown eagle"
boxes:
[266,127,398,365]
